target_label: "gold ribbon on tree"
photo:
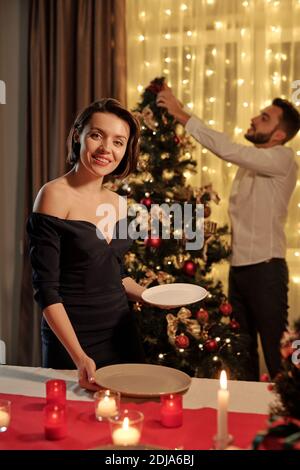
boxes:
[140,269,175,288]
[166,307,201,345]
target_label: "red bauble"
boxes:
[174,135,180,145]
[196,308,209,323]
[183,260,197,276]
[204,339,218,352]
[230,319,240,330]
[204,205,211,218]
[145,237,162,248]
[260,373,270,383]
[140,197,152,208]
[175,333,190,349]
[219,301,233,316]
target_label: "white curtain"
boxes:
[126,0,300,323]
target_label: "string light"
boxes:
[186,102,194,109]
[243,102,249,107]
[164,9,172,15]
[202,166,208,172]
[206,69,214,76]
[180,4,188,11]
[208,96,216,102]
[164,33,171,40]
[294,252,300,257]
[214,21,223,30]
[186,30,193,37]
[137,85,143,93]
[139,11,146,18]
[211,48,217,56]
[164,57,171,63]
[138,34,145,42]
[186,53,192,60]
[208,119,215,125]
[237,78,244,86]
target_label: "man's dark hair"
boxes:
[272,97,300,144]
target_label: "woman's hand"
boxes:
[77,354,100,391]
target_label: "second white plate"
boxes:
[142,283,208,308]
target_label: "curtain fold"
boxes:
[18,0,127,366]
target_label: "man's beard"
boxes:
[244,125,279,144]
[244,130,274,144]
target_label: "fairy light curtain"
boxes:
[126,0,300,318]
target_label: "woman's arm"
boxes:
[43,303,99,391]
[122,277,146,302]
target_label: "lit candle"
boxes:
[160,394,183,428]
[96,395,117,419]
[217,370,229,442]
[112,417,141,446]
[44,404,67,440]
[0,410,10,430]
[46,379,66,406]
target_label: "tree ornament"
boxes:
[196,308,209,323]
[162,169,174,181]
[174,135,180,145]
[219,301,233,316]
[183,260,197,276]
[230,319,240,330]
[204,205,211,218]
[145,237,162,248]
[260,373,270,382]
[175,333,190,349]
[161,152,170,160]
[140,197,152,208]
[204,339,218,352]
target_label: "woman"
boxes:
[27,98,146,391]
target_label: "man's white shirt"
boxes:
[185,115,298,266]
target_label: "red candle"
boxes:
[44,404,67,440]
[160,394,183,428]
[46,379,66,406]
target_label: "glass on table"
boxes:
[0,399,11,432]
[108,409,144,446]
[44,403,67,440]
[94,389,120,421]
[160,393,183,427]
[45,379,66,406]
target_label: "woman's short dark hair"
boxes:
[67,98,140,178]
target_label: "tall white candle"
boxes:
[112,417,141,446]
[217,370,229,442]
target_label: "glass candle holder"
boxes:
[108,409,144,446]
[94,389,120,421]
[160,393,183,428]
[44,403,67,440]
[46,379,66,406]
[0,399,11,432]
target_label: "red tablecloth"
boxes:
[0,393,268,450]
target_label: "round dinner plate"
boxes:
[142,283,208,308]
[94,363,191,398]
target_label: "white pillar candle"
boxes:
[0,410,10,429]
[217,370,229,442]
[96,396,117,418]
[112,417,141,446]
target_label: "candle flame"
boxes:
[220,370,227,390]
[122,417,130,430]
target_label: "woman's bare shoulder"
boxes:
[33,177,71,218]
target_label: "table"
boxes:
[0,365,273,451]
[0,365,272,413]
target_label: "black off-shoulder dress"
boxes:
[26,212,145,369]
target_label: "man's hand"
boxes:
[156,84,190,125]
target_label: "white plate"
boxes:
[94,364,191,397]
[141,283,208,308]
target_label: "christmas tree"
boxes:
[252,320,300,450]
[115,77,252,380]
